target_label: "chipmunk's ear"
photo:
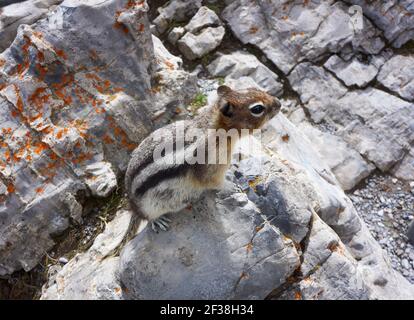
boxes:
[220,102,234,117]
[217,85,232,96]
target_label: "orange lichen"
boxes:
[0,59,5,67]
[35,187,44,194]
[14,85,24,112]
[55,48,68,60]
[56,129,65,139]
[294,291,302,300]
[113,21,129,34]
[138,23,145,32]
[89,49,99,60]
[4,150,11,162]
[249,26,259,34]
[29,87,50,110]
[281,134,290,142]
[7,183,15,193]
[35,63,48,80]
[37,51,45,62]
[33,141,48,155]
[164,60,175,71]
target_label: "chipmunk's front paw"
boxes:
[151,215,171,232]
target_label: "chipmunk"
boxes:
[124,85,280,233]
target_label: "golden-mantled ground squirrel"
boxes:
[125,85,280,231]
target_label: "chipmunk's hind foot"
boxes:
[151,215,171,232]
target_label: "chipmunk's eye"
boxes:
[249,104,265,117]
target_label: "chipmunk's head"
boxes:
[215,85,281,131]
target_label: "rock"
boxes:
[0,0,153,276]
[288,62,348,123]
[324,55,379,87]
[223,0,384,74]
[167,26,185,45]
[378,55,414,101]
[120,187,300,299]
[297,122,375,191]
[58,257,68,264]
[344,0,414,48]
[152,0,202,34]
[184,6,221,33]
[408,222,414,246]
[207,51,283,96]
[0,0,63,53]
[41,209,132,300]
[289,63,414,173]
[334,90,413,172]
[177,26,225,60]
[151,35,198,126]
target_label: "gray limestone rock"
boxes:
[223,0,384,74]
[207,51,283,96]
[378,55,414,101]
[184,6,221,33]
[177,26,225,60]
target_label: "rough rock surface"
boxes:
[378,55,414,101]
[223,0,384,74]
[0,0,154,276]
[296,122,375,191]
[184,6,221,33]
[289,63,414,175]
[0,0,63,52]
[178,26,225,60]
[207,51,283,96]
[41,209,132,300]
[324,55,379,88]
[120,186,300,300]
[344,0,414,48]
[151,35,198,126]
[152,0,202,35]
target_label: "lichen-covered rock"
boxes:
[378,55,414,101]
[207,51,283,96]
[177,26,225,60]
[0,0,63,53]
[0,0,154,276]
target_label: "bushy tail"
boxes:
[117,199,145,254]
